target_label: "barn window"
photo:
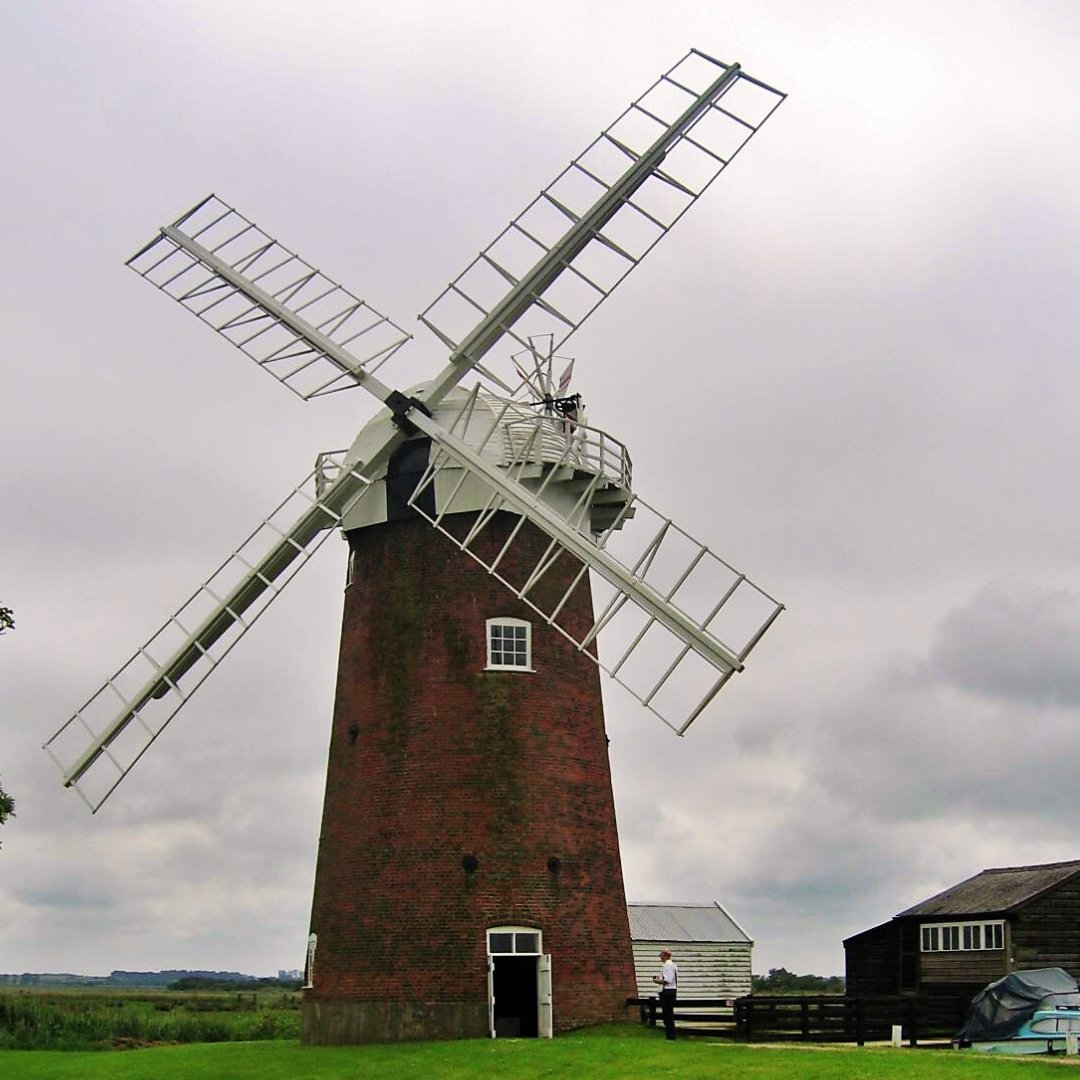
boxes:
[920,920,1004,952]
[486,618,533,671]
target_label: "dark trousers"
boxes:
[659,988,677,1039]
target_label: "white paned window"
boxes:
[920,920,1004,952]
[487,926,543,955]
[486,618,533,671]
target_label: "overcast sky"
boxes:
[3,0,1080,981]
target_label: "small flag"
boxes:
[557,358,575,396]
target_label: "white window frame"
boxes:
[920,920,1004,952]
[303,932,317,988]
[487,926,543,955]
[485,618,534,672]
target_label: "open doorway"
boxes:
[487,927,552,1038]
[493,955,538,1037]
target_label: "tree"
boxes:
[1,607,15,847]
[0,776,13,850]
[751,967,845,993]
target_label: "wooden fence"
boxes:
[628,993,969,1045]
[627,995,735,1033]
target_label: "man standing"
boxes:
[652,948,678,1040]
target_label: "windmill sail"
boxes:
[127,195,413,400]
[124,51,784,420]
[404,388,783,734]
[44,458,374,812]
[419,49,785,393]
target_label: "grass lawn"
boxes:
[3,1025,1080,1080]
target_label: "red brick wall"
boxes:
[304,512,635,1040]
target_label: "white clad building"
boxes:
[628,901,753,999]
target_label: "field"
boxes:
[4,1017,1080,1080]
[0,987,300,1050]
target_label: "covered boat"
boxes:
[955,967,1080,1054]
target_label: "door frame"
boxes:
[486,926,552,1039]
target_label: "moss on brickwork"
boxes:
[470,673,527,833]
[442,618,473,676]
[371,560,422,761]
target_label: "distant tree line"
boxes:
[167,975,302,992]
[109,969,260,987]
[751,967,845,993]
[1,970,302,989]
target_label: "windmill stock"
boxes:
[45,49,786,1042]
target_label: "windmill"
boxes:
[45,49,785,1042]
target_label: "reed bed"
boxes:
[0,989,300,1050]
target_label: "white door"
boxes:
[538,953,553,1039]
[487,955,496,1038]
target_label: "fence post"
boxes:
[856,996,865,1046]
[908,996,918,1047]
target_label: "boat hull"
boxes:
[967,1037,1072,1055]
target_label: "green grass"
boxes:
[2,1025,1080,1080]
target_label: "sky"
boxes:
[2,0,1080,981]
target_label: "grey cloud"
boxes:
[13,882,114,912]
[931,582,1080,707]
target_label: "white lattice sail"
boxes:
[127,195,413,399]
[44,459,374,811]
[404,386,783,734]
[419,49,785,392]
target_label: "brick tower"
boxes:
[300,414,637,1043]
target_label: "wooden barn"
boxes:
[845,860,1080,1000]
[628,901,753,998]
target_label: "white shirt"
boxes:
[660,958,678,990]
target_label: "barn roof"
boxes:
[896,860,1080,918]
[627,901,751,944]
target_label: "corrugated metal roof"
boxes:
[627,901,751,943]
[896,861,1080,918]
